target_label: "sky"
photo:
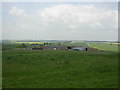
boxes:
[2,2,118,41]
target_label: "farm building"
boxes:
[72,47,88,51]
[43,45,66,50]
[67,46,98,51]
[86,47,98,51]
[32,47,43,50]
[14,44,98,51]
[14,48,31,50]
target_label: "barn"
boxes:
[72,46,88,51]
[32,47,43,50]
[43,45,66,50]
[67,46,98,51]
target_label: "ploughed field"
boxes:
[3,48,118,88]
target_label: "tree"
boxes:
[22,43,26,48]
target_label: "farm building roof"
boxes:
[44,45,66,48]
[72,47,87,50]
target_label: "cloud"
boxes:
[9,6,26,16]
[35,4,117,30]
[4,4,118,40]
[1,0,119,2]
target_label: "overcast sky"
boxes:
[2,2,118,41]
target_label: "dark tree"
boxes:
[22,43,26,48]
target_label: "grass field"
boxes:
[62,42,88,47]
[103,42,120,45]
[2,48,118,88]
[87,43,118,52]
[0,44,2,89]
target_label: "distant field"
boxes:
[62,42,88,47]
[63,42,118,53]
[13,42,44,44]
[3,49,118,88]
[104,42,120,45]
[87,43,118,52]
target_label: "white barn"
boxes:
[72,47,87,51]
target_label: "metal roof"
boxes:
[45,45,66,48]
[72,47,87,51]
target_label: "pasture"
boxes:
[2,44,118,88]
[62,42,88,47]
[0,44,2,89]
[87,42,118,52]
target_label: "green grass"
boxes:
[0,44,2,89]
[87,43,118,52]
[3,50,118,88]
[62,42,88,47]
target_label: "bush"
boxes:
[16,45,24,48]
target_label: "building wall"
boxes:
[43,47,66,50]
[14,48,32,50]
[71,47,98,51]
[72,47,86,51]
[87,47,98,51]
[32,48,43,50]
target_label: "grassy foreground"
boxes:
[0,53,1,89]
[2,50,118,88]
